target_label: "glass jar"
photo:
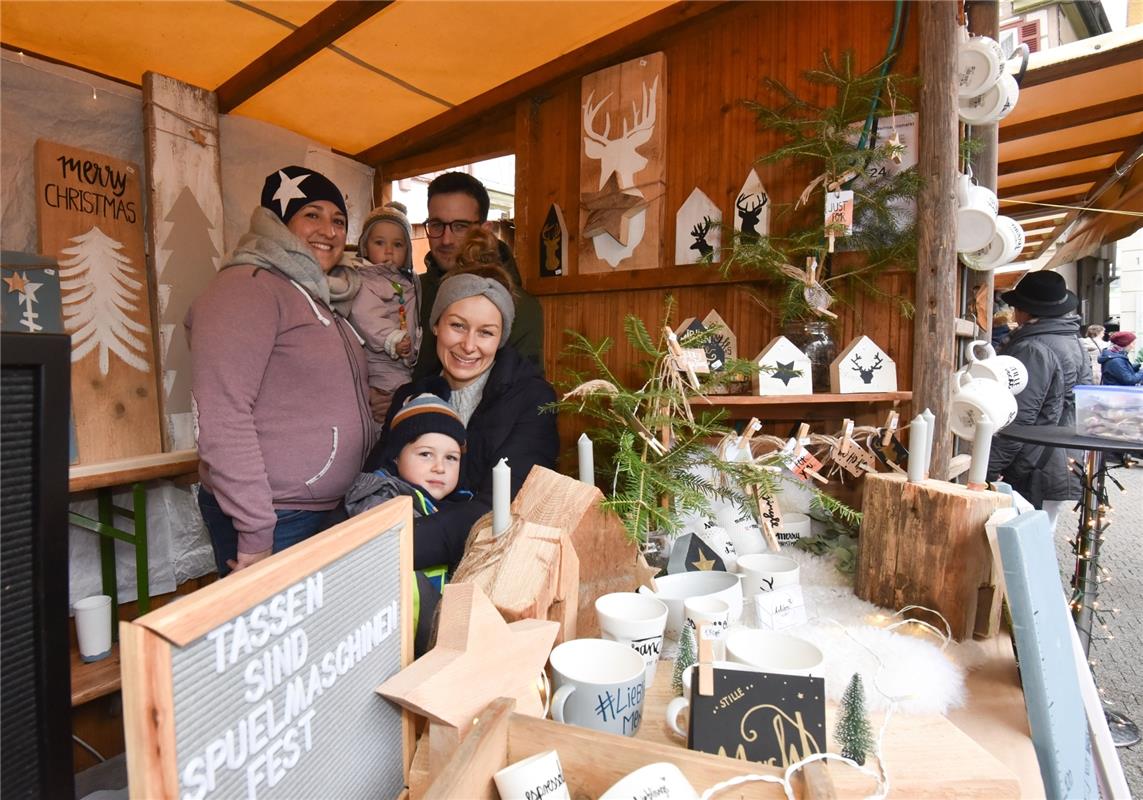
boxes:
[782,320,838,393]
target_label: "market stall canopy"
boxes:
[996,26,1143,270]
[0,0,684,160]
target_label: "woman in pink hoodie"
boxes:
[186,167,374,575]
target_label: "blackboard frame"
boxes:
[121,497,414,798]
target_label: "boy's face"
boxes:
[395,432,461,500]
[364,220,409,267]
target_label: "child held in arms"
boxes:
[329,202,421,423]
[344,384,470,654]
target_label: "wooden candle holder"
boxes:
[855,473,1011,641]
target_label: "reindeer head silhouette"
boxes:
[689,217,714,257]
[541,224,561,270]
[736,192,768,236]
[583,76,659,191]
[849,352,884,384]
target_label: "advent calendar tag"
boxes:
[831,442,875,477]
[825,189,854,236]
[754,585,808,631]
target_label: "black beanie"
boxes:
[261,165,348,224]
[379,378,466,467]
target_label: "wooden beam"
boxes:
[999,135,1138,175]
[383,113,515,181]
[1001,169,1106,197]
[1020,38,1143,88]
[215,1,392,113]
[355,0,729,165]
[999,94,1143,143]
[913,0,959,480]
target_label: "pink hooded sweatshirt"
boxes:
[185,208,374,554]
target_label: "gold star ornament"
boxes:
[3,271,28,294]
[581,172,646,245]
[691,551,716,571]
[375,582,559,735]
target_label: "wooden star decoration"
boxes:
[375,582,559,735]
[581,172,646,244]
[3,271,28,294]
[634,551,660,592]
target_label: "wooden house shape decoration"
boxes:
[675,187,721,265]
[675,316,725,373]
[734,169,770,240]
[830,335,898,393]
[538,203,568,277]
[701,309,736,362]
[753,335,813,395]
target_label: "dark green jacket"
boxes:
[412,240,545,380]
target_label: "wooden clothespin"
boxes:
[839,418,854,455]
[795,422,810,444]
[736,417,761,454]
[881,410,899,447]
[697,628,715,697]
[665,326,700,391]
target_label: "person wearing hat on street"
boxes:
[1099,331,1143,386]
[186,166,374,576]
[987,270,1093,527]
[364,228,559,571]
[328,201,422,423]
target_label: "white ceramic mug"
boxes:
[549,639,646,737]
[957,31,1005,98]
[774,512,812,545]
[950,369,1018,439]
[74,594,112,662]
[494,750,571,800]
[724,629,825,677]
[684,596,729,660]
[959,71,1019,125]
[637,571,743,639]
[599,762,699,800]
[736,553,800,597]
[715,502,765,557]
[665,661,764,738]
[961,215,1025,270]
[966,340,1029,395]
[595,592,669,686]
[956,173,999,253]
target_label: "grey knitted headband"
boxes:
[429,274,514,347]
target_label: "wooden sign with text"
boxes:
[35,139,161,463]
[121,499,414,800]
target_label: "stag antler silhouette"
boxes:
[689,217,714,257]
[849,352,885,384]
[583,76,659,191]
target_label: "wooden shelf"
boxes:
[69,449,199,492]
[71,642,121,706]
[690,391,912,420]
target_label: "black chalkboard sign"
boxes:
[688,667,826,769]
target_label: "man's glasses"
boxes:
[424,219,479,238]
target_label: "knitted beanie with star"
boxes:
[261,165,347,224]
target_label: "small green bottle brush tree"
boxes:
[719,51,922,324]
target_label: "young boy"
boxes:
[344,384,468,654]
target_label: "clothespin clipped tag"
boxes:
[833,443,876,477]
[735,418,761,456]
[781,437,826,484]
[825,189,854,253]
[874,435,909,474]
[881,410,900,447]
[757,492,783,532]
[838,419,853,455]
[697,629,715,697]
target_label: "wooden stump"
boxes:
[511,467,639,638]
[855,473,1011,640]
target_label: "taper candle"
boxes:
[493,457,511,535]
[578,432,594,485]
[907,415,928,483]
[921,407,935,478]
[967,414,994,489]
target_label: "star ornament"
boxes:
[375,583,559,734]
[4,271,28,295]
[272,170,310,216]
[581,173,646,245]
[691,551,716,571]
[771,361,799,386]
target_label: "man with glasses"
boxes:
[411,171,544,381]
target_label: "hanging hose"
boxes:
[854,0,909,154]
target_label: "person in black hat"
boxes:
[187,166,374,575]
[987,271,1093,527]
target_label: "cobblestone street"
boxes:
[1053,459,1142,793]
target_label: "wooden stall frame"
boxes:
[121,499,415,799]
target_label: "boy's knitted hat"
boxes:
[380,378,466,465]
[261,165,347,224]
[358,201,414,271]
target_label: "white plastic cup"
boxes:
[74,595,112,662]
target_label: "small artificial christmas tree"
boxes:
[672,624,697,697]
[835,672,874,765]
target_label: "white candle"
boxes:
[921,408,935,478]
[578,433,594,485]
[968,414,994,489]
[907,415,927,483]
[493,458,511,535]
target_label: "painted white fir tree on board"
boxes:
[59,225,151,376]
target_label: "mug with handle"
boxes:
[966,340,1028,395]
[959,72,1019,126]
[956,29,1005,99]
[595,592,669,686]
[956,172,999,253]
[950,369,1018,439]
[961,215,1025,271]
[549,638,646,737]
[599,762,699,800]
